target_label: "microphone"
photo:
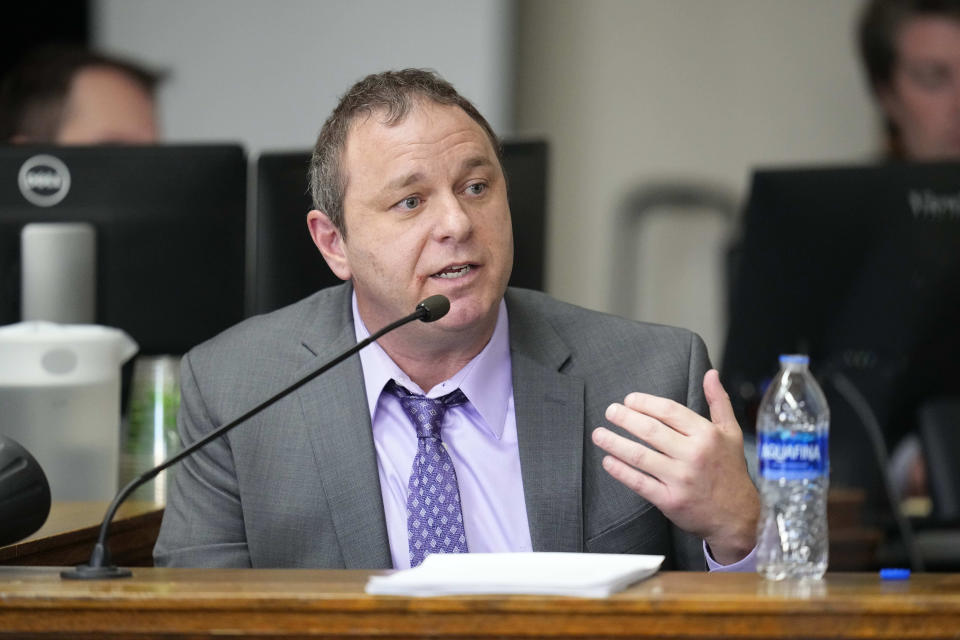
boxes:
[416,294,450,322]
[61,294,450,579]
[0,435,52,546]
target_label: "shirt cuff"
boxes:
[703,541,758,572]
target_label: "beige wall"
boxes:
[94,0,515,155]
[515,0,878,362]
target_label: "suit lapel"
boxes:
[297,286,392,569]
[507,292,585,552]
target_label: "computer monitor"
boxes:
[721,162,960,510]
[251,140,549,315]
[0,145,247,355]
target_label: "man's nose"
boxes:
[432,193,472,241]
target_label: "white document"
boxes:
[364,552,664,598]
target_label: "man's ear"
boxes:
[307,210,351,281]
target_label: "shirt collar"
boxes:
[353,293,512,440]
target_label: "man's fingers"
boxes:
[703,369,737,431]
[592,427,673,481]
[621,392,704,437]
[593,377,758,559]
[604,402,685,456]
[599,454,669,506]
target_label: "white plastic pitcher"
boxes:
[0,322,137,501]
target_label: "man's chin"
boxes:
[431,299,499,333]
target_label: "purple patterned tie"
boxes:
[386,380,469,568]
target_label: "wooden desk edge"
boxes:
[1,570,959,639]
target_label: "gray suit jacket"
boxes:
[154,285,708,570]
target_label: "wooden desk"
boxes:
[0,502,163,567]
[0,568,958,639]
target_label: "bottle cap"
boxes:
[879,568,910,580]
[779,354,809,366]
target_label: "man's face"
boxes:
[312,100,513,341]
[56,66,158,144]
[880,16,960,160]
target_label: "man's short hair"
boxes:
[0,45,162,142]
[858,0,960,94]
[309,68,501,238]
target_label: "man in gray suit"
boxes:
[154,69,759,571]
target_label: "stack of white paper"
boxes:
[365,552,664,598]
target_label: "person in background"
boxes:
[0,45,161,144]
[858,0,960,506]
[858,0,960,160]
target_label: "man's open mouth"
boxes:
[432,264,473,279]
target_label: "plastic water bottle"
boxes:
[756,354,830,580]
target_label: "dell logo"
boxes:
[18,154,71,207]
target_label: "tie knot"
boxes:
[385,380,468,439]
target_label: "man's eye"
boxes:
[398,196,421,210]
[907,64,951,90]
[466,183,487,196]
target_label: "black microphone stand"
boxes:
[62,295,449,579]
[827,371,924,571]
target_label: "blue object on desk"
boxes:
[880,568,911,580]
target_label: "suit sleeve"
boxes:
[153,351,252,567]
[670,330,713,570]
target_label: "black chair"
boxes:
[918,398,960,526]
[874,397,960,571]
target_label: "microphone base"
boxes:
[60,564,133,580]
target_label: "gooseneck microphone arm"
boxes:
[61,294,451,580]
